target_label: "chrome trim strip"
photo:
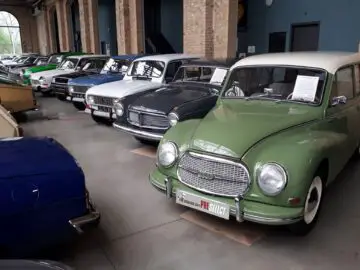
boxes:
[130,105,165,114]
[113,123,163,141]
[176,151,251,198]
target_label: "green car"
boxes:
[21,52,86,85]
[150,51,360,235]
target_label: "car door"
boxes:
[325,65,358,176]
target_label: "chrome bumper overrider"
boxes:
[113,123,163,141]
[149,176,302,226]
[69,200,100,234]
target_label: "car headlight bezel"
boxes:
[157,141,179,168]
[168,112,179,127]
[257,163,287,196]
[39,77,46,84]
[114,101,124,116]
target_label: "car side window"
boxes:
[333,66,354,99]
[165,61,182,80]
[354,64,360,96]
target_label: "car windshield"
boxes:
[34,57,47,65]
[48,55,63,64]
[101,58,131,74]
[173,66,228,85]
[16,56,29,63]
[58,58,79,70]
[78,58,108,72]
[129,60,165,78]
[222,66,327,105]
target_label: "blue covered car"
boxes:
[68,54,142,111]
[0,137,99,257]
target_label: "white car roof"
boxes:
[66,54,107,60]
[134,53,199,63]
[232,51,360,74]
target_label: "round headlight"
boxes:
[39,77,46,84]
[113,98,120,105]
[157,141,178,167]
[87,95,95,104]
[114,102,124,116]
[258,163,287,196]
[68,86,74,93]
[168,112,179,127]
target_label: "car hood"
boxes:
[56,70,99,79]
[0,137,81,178]
[86,79,163,98]
[131,82,214,114]
[31,69,74,79]
[189,100,322,159]
[69,73,124,86]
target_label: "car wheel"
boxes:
[91,114,113,126]
[73,101,86,111]
[134,136,158,146]
[288,175,324,236]
[57,94,66,101]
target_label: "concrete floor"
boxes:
[22,96,360,270]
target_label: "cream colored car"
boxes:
[0,104,22,137]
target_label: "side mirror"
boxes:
[331,95,347,107]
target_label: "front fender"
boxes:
[159,119,202,177]
[242,123,343,207]
[174,96,217,121]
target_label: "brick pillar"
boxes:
[213,0,237,58]
[183,0,237,58]
[45,5,56,53]
[183,0,213,57]
[115,0,144,54]
[63,0,74,52]
[55,0,68,52]
[78,0,91,52]
[78,0,100,53]
[88,0,100,53]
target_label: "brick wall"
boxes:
[183,0,237,58]
[115,0,144,54]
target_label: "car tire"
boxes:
[57,94,66,101]
[91,114,113,126]
[73,101,86,111]
[288,175,325,236]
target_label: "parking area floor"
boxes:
[22,96,360,270]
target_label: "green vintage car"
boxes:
[21,52,86,85]
[150,51,360,235]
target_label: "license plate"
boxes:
[93,110,110,118]
[73,97,85,102]
[176,190,230,220]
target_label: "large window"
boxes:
[334,66,354,99]
[0,12,21,54]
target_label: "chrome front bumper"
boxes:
[113,123,163,141]
[69,199,100,234]
[149,176,302,226]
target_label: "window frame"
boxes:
[331,64,356,101]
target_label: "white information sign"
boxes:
[210,68,228,84]
[292,75,319,102]
[136,62,145,75]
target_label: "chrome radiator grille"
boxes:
[128,110,169,129]
[93,95,114,106]
[73,85,89,94]
[55,77,69,84]
[178,152,250,197]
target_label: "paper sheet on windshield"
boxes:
[210,68,228,84]
[135,62,145,75]
[292,75,319,102]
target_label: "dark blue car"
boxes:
[0,137,99,257]
[68,54,143,111]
